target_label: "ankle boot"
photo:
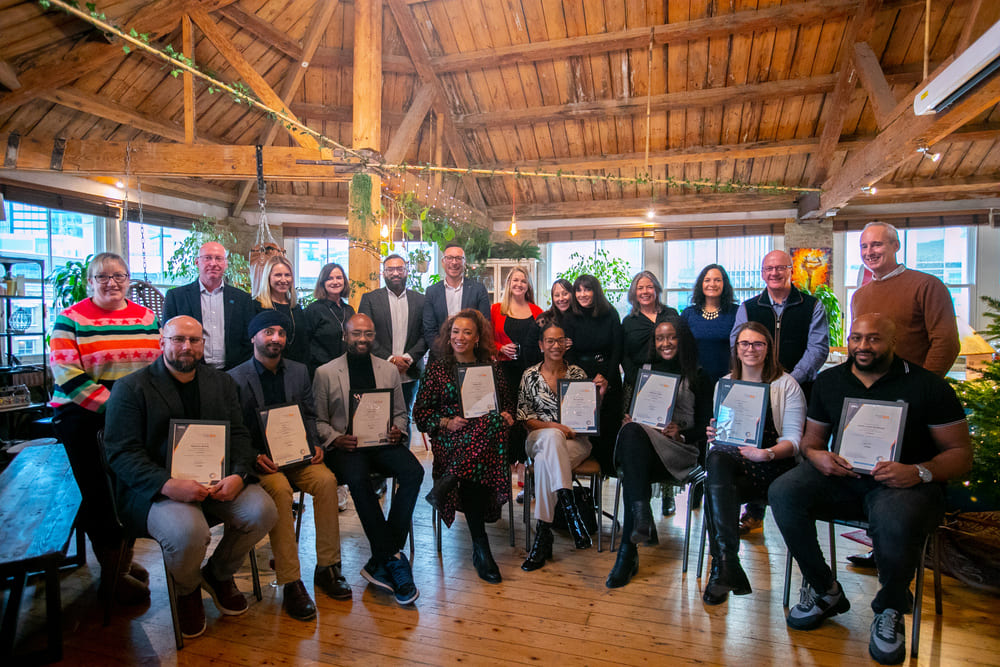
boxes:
[521,521,554,571]
[605,542,638,588]
[702,485,753,605]
[122,543,149,584]
[96,546,150,605]
[425,474,458,512]
[630,500,654,544]
[471,536,502,583]
[557,488,592,549]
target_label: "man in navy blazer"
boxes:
[163,241,254,370]
[228,310,350,621]
[359,254,427,408]
[422,243,491,353]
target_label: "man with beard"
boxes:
[358,254,427,410]
[229,311,350,621]
[313,314,424,605]
[104,316,278,640]
[769,314,971,665]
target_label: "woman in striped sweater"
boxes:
[50,252,162,604]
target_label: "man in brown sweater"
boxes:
[851,221,959,378]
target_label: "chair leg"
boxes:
[508,469,515,549]
[932,529,943,615]
[293,490,305,543]
[163,560,183,650]
[696,518,708,579]
[103,539,129,627]
[828,522,837,577]
[682,480,697,573]
[249,548,262,602]
[435,509,442,554]
[595,474,603,553]
[783,549,793,608]
[911,535,929,658]
[610,478,622,552]
[523,463,533,548]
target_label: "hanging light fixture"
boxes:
[509,180,518,236]
[917,146,941,162]
[380,222,389,238]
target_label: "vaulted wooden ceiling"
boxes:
[1,0,999,233]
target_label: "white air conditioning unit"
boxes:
[913,18,1000,115]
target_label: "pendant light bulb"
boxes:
[509,218,517,236]
[646,207,655,220]
[380,222,389,238]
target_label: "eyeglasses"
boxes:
[198,255,227,263]
[348,331,376,340]
[383,267,407,274]
[762,265,792,274]
[165,335,204,345]
[94,273,129,284]
[737,341,767,351]
[542,337,566,346]
[443,255,465,264]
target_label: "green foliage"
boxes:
[47,254,93,310]
[165,218,250,292]
[802,284,844,347]
[978,295,1000,346]
[452,223,492,264]
[350,173,374,223]
[408,247,431,265]
[492,239,541,260]
[557,250,633,294]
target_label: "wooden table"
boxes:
[0,443,83,663]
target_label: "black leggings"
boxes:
[459,481,490,540]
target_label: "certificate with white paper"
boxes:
[558,379,600,435]
[259,404,313,469]
[833,398,907,473]
[349,389,394,448]
[713,379,769,447]
[168,420,229,486]
[629,369,680,429]
[457,364,498,419]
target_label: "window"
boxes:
[545,239,642,315]
[127,222,190,289]
[2,200,99,268]
[664,235,772,311]
[843,227,974,324]
[292,238,350,297]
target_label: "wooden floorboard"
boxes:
[5,442,999,666]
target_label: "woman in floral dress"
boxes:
[414,309,515,583]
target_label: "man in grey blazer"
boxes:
[229,310,350,622]
[163,241,254,370]
[313,314,424,606]
[358,254,427,409]
[422,243,491,353]
[104,316,277,640]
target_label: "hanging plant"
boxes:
[350,173,374,224]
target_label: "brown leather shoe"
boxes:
[177,587,206,639]
[200,564,248,616]
[738,512,763,536]
[315,563,352,600]
[282,580,317,621]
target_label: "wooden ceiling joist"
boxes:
[0,0,239,116]
[853,42,897,129]
[488,193,795,221]
[382,83,436,165]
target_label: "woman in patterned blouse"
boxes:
[517,323,608,571]
[50,252,161,605]
[413,309,515,584]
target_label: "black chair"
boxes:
[433,468,517,553]
[523,457,606,551]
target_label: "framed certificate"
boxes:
[167,419,229,486]
[349,389,394,448]
[456,364,498,419]
[833,398,908,474]
[629,369,680,430]
[558,379,600,435]
[713,379,769,447]
[258,403,313,469]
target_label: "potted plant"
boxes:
[492,239,541,261]
[48,254,93,311]
[409,248,431,273]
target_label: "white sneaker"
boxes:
[337,485,349,512]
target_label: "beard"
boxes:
[166,353,199,373]
[255,341,283,359]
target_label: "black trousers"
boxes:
[328,443,424,564]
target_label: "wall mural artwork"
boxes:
[790,247,832,293]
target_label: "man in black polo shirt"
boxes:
[769,314,971,665]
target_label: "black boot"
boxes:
[425,474,458,512]
[662,493,676,516]
[605,542,638,588]
[630,500,654,544]
[472,535,502,583]
[521,521,554,571]
[702,484,752,605]
[557,488,592,549]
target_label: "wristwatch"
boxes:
[914,464,933,483]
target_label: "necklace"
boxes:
[701,307,720,320]
[326,299,347,330]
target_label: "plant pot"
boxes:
[416,260,429,273]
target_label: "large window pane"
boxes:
[128,222,188,288]
[664,235,772,310]
[545,239,642,315]
[294,239,350,296]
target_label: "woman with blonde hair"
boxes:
[253,254,309,364]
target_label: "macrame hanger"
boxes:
[249,144,285,296]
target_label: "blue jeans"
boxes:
[147,484,278,594]
[768,461,943,613]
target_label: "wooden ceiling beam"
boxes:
[0,59,21,91]
[382,83,436,165]
[808,0,881,186]
[0,0,239,116]
[853,42,897,129]
[182,15,196,144]
[487,194,795,221]
[188,6,319,150]
[430,0,859,73]
[385,0,488,214]
[805,71,1000,218]
[230,0,339,216]
[289,103,407,126]
[861,174,1000,196]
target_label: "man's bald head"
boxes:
[344,313,376,356]
[161,316,205,373]
[761,250,793,296]
[196,241,228,289]
[848,313,896,373]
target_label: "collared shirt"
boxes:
[252,357,287,406]
[444,280,464,317]
[387,288,409,359]
[871,263,906,281]
[199,281,226,368]
[731,293,829,384]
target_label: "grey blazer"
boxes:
[358,287,427,380]
[227,357,322,456]
[312,354,409,449]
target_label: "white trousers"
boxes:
[525,428,592,523]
